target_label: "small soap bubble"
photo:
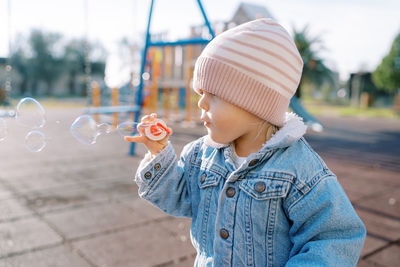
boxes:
[117,121,139,137]
[25,131,46,152]
[388,198,396,206]
[15,97,46,129]
[0,118,7,141]
[70,115,112,145]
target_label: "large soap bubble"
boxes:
[70,115,111,145]
[15,97,46,129]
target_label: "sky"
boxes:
[1,0,399,86]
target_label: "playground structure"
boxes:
[87,44,205,125]
[85,0,324,155]
[85,0,215,156]
[1,0,324,155]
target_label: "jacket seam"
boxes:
[287,174,336,213]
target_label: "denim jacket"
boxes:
[135,113,366,266]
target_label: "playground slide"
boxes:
[289,96,323,132]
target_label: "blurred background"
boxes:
[0,1,399,266]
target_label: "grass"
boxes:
[4,96,399,120]
[9,97,87,109]
[304,101,399,119]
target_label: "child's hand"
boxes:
[124,113,173,155]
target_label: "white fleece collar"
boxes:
[204,112,307,150]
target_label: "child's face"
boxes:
[197,89,263,145]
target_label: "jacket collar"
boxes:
[204,112,307,170]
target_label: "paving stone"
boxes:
[118,196,169,221]
[356,188,400,219]
[72,221,194,267]
[0,184,13,200]
[170,254,196,267]
[25,184,103,214]
[82,177,139,200]
[0,217,62,257]
[43,201,151,240]
[158,217,192,238]
[337,176,393,203]
[0,198,33,222]
[361,236,388,257]
[0,245,91,267]
[356,209,400,242]
[367,244,400,267]
[357,259,384,267]
[326,158,400,187]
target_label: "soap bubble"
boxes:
[70,115,112,145]
[15,97,46,129]
[0,118,7,141]
[117,121,139,137]
[25,131,46,152]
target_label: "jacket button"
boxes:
[226,187,235,197]
[144,172,152,179]
[220,228,229,239]
[248,159,259,167]
[254,182,266,193]
[154,163,161,170]
[200,174,207,183]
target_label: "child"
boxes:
[126,18,366,266]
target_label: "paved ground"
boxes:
[0,108,399,267]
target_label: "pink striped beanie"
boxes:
[193,18,303,127]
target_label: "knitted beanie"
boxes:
[193,18,303,127]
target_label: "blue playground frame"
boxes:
[129,0,215,156]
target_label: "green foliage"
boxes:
[372,33,400,95]
[293,26,334,98]
[9,29,106,96]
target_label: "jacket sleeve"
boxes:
[134,141,197,218]
[285,175,366,267]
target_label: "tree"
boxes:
[28,30,64,95]
[372,33,400,95]
[63,39,87,95]
[293,26,334,98]
[63,39,107,96]
[10,47,29,95]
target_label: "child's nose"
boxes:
[198,95,209,111]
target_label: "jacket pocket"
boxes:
[239,177,291,200]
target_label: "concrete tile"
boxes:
[44,202,151,240]
[337,177,392,203]
[357,259,384,267]
[361,236,388,257]
[0,245,91,267]
[73,220,195,267]
[82,177,139,200]
[158,217,192,237]
[0,217,62,257]
[327,159,400,187]
[356,188,400,219]
[367,244,400,267]
[0,184,13,200]
[0,198,33,221]
[118,196,169,221]
[356,209,400,241]
[25,184,107,214]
